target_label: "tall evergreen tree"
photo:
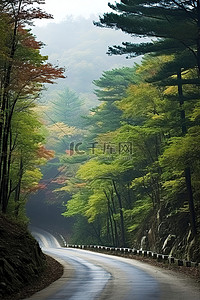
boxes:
[96,1,200,236]
[84,66,138,140]
[96,0,200,74]
[49,88,84,128]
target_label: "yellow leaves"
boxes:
[22,168,43,192]
[131,172,152,189]
[125,199,152,233]
[23,169,42,182]
[160,126,200,170]
[151,113,165,120]
[163,86,176,96]
[128,224,139,232]
[77,159,127,181]
[117,82,164,120]
[85,191,107,223]
[55,185,70,192]
[136,55,174,80]
[75,183,87,188]
[63,192,89,218]
[77,160,112,180]
[191,103,200,121]
[48,122,78,138]
[131,176,144,188]
[162,179,185,192]
[96,121,103,128]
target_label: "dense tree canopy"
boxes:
[1,0,200,262]
[61,51,200,254]
[0,0,64,215]
[96,0,200,72]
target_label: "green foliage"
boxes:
[48,87,84,128]
[28,1,200,246]
[61,50,200,247]
[125,198,152,233]
[96,0,200,75]
[0,1,64,215]
[85,191,108,223]
[84,66,138,140]
[160,126,200,198]
[93,66,138,101]
[63,189,91,218]
[38,86,89,206]
[6,105,46,216]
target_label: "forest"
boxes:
[1,0,200,262]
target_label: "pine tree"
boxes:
[96,0,200,74]
[96,1,200,236]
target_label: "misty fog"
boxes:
[27,15,141,236]
[33,16,141,96]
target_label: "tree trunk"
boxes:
[185,167,197,235]
[127,183,132,209]
[112,180,126,247]
[110,188,119,246]
[177,69,197,235]
[91,220,103,245]
[0,1,22,212]
[196,0,200,76]
[1,118,10,213]
[177,69,187,135]
[14,157,23,217]
[104,190,116,246]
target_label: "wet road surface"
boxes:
[26,229,200,300]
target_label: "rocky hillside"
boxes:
[0,214,46,299]
[134,205,200,262]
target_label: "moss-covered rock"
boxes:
[134,204,200,262]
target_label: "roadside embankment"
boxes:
[0,215,63,300]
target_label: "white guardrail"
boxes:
[65,244,200,268]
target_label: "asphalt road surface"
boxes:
[26,229,200,300]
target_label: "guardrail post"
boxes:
[157,254,163,262]
[142,250,147,257]
[168,257,175,264]
[185,261,191,267]
[152,253,157,259]
[69,244,199,269]
[177,259,183,266]
[163,255,169,262]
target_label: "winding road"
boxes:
[26,229,200,300]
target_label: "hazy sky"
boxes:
[33,1,139,98]
[37,0,115,26]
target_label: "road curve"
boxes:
[27,229,200,300]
